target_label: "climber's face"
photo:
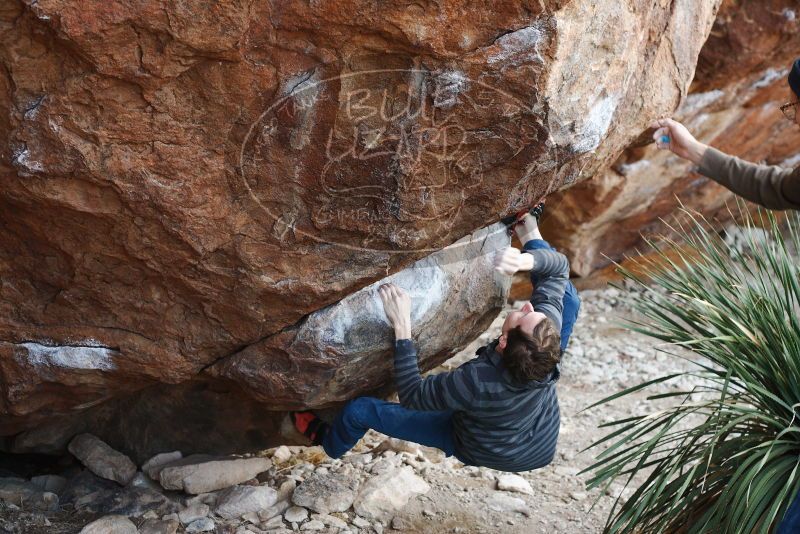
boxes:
[783,89,800,127]
[497,301,546,352]
[795,96,800,127]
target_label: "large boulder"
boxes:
[0,0,721,452]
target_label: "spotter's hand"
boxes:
[650,118,707,164]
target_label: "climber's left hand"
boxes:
[378,283,412,340]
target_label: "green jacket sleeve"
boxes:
[698,147,800,211]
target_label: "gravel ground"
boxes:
[0,284,706,534]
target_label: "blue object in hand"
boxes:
[660,135,670,144]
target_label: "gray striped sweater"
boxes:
[394,248,570,472]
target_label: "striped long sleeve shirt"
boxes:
[394,248,570,472]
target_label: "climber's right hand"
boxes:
[378,283,412,340]
[651,118,708,164]
[494,246,534,276]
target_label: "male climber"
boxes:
[291,203,580,472]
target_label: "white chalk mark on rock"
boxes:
[571,95,618,153]
[20,342,117,371]
[488,24,546,66]
[12,147,44,173]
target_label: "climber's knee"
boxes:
[342,396,379,428]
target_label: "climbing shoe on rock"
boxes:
[501,200,546,235]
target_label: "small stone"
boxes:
[496,474,534,495]
[185,517,215,532]
[343,454,372,466]
[353,467,430,522]
[143,451,183,480]
[284,506,308,523]
[352,515,370,528]
[422,508,435,517]
[391,516,412,530]
[569,491,587,501]
[277,479,296,501]
[258,498,290,521]
[260,515,285,530]
[179,503,210,524]
[378,438,420,456]
[79,515,138,534]
[68,434,137,485]
[292,472,359,513]
[159,455,272,494]
[374,523,384,534]
[312,513,347,529]
[139,518,180,534]
[215,485,278,520]
[300,520,325,531]
[272,446,292,464]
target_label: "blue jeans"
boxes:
[322,397,460,459]
[523,239,581,351]
[777,488,800,533]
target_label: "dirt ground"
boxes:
[0,283,704,534]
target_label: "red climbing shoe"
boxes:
[501,199,546,236]
[289,411,327,445]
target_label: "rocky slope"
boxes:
[1,0,721,454]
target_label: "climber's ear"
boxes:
[497,334,507,351]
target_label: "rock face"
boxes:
[543,0,800,276]
[1,0,721,452]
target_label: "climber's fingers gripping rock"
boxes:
[379,283,412,339]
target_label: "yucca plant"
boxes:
[583,205,800,534]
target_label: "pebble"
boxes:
[496,474,534,495]
[178,503,209,524]
[79,515,138,534]
[300,520,325,531]
[312,513,347,529]
[292,472,359,513]
[351,515,370,528]
[272,446,292,464]
[260,515,285,530]
[284,506,308,523]
[185,517,215,532]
